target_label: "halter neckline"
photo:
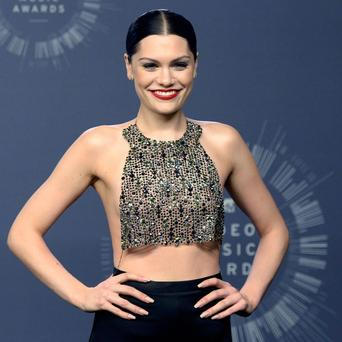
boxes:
[131,118,190,145]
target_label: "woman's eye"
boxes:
[143,63,157,69]
[142,62,188,70]
[174,62,188,69]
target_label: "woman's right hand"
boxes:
[81,272,155,319]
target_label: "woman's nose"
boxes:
[157,68,174,85]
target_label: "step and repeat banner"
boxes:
[1,1,340,341]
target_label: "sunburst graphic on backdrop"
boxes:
[224,120,335,341]
[99,119,335,341]
[0,0,121,70]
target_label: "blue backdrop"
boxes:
[1,0,340,341]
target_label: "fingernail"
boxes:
[200,312,208,318]
[128,314,136,319]
[197,283,202,287]
[194,303,200,308]
[147,297,154,303]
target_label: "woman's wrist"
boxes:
[236,287,260,316]
[69,284,90,311]
[239,290,257,314]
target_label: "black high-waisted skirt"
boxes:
[88,266,232,341]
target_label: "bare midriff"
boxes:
[112,238,221,281]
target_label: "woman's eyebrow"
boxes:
[138,55,191,62]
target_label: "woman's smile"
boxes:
[149,89,182,100]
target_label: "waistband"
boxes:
[112,266,222,293]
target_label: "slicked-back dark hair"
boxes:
[126,9,197,63]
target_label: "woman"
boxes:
[7,9,289,342]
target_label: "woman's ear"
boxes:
[193,52,199,78]
[123,53,133,80]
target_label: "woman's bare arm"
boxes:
[6,127,103,310]
[223,124,290,313]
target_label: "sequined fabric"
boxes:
[119,119,224,250]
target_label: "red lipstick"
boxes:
[149,89,181,100]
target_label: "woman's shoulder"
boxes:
[189,118,243,143]
[77,120,134,148]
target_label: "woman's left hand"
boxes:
[194,277,255,319]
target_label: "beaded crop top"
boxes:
[119,118,225,250]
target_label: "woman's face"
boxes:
[124,34,198,116]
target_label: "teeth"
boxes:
[154,90,177,96]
